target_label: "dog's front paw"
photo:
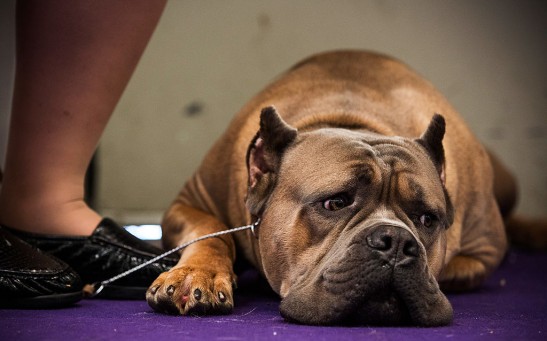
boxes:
[146,266,235,315]
[438,255,486,292]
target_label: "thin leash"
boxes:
[84,219,260,297]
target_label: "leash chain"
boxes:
[87,219,260,297]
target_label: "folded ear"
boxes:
[245,106,297,216]
[416,114,446,184]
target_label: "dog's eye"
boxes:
[416,214,435,228]
[323,195,351,211]
[420,214,433,227]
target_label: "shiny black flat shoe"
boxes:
[0,226,82,308]
[6,218,179,300]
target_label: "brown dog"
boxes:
[146,50,512,326]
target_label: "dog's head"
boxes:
[245,106,454,326]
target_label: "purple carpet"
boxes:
[1,249,546,340]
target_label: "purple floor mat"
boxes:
[1,249,546,340]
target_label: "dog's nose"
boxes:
[366,225,419,261]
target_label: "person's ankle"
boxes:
[0,195,101,236]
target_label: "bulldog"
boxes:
[146,50,512,326]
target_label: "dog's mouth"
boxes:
[278,226,453,326]
[279,267,452,327]
[280,284,414,326]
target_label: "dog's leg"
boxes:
[438,255,487,292]
[439,192,508,292]
[146,202,236,315]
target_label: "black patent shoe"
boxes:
[0,226,82,308]
[7,218,179,299]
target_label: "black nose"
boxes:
[366,225,419,262]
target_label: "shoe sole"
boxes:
[0,291,82,309]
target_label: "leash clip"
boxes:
[83,282,105,298]
[250,218,261,239]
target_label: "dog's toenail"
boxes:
[218,292,226,302]
[167,285,175,296]
[193,288,202,301]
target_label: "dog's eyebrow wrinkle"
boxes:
[407,179,426,200]
[302,175,357,202]
[375,145,416,165]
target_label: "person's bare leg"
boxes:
[0,0,166,235]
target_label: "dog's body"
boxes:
[147,50,512,326]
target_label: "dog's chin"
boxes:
[279,289,412,326]
[350,293,412,326]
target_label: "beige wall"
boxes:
[1,1,546,224]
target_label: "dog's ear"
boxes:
[416,114,454,227]
[416,114,446,183]
[245,106,297,216]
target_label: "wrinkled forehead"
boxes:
[283,128,430,173]
[279,128,440,194]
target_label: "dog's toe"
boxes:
[146,273,181,315]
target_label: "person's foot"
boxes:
[5,218,179,299]
[0,226,82,308]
